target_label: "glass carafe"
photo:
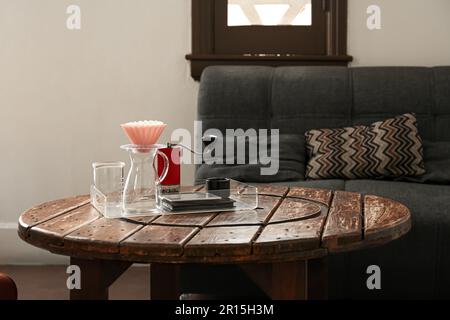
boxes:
[121,144,169,215]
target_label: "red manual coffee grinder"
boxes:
[157,143,181,194]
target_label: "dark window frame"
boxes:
[186,0,352,80]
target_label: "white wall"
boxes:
[1,0,450,264]
[0,0,198,264]
[348,0,450,66]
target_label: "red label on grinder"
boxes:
[157,147,181,186]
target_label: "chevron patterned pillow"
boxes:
[305,113,425,180]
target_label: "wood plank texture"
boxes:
[268,198,321,224]
[207,196,282,226]
[28,205,101,247]
[121,225,199,257]
[18,187,411,264]
[364,195,411,241]
[253,219,324,255]
[153,213,216,227]
[19,195,89,233]
[256,185,289,197]
[184,226,260,257]
[322,191,362,249]
[64,217,152,254]
[288,188,332,206]
[16,186,413,301]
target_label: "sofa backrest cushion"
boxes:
[198,66,273,133]
[197,66,450,182]
[399,141,450,185]
[271,67,352,135]
[195,134,305,183]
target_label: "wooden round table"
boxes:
[18,185,411,300]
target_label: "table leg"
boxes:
[241,261,307,300]
[69,257,132,300]
[150,263,181,300]
[240,258,328,300]
[307,257,328,300]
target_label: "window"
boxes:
[227,0,312,26]
[186,0,352,80]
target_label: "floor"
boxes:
[0,265,150,300]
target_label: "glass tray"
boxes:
[90,180,259,219]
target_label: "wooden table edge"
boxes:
[17,188,412,264]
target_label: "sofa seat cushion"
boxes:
[331,180,450,299]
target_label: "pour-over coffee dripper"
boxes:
[121,120,167,146]
[120,121,169,215]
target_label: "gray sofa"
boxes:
[195,66,450,299]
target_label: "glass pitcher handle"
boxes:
[153,151,170,185]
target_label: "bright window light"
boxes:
[228,4,251,26]
[254,4,289,26]
[227,0,312,26]
[292,3,312,25]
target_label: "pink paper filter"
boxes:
[121,120,167,145]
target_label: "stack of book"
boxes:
[159,192,235,212]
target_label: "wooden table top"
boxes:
[18,185,411,264]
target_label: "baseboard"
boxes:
[0,223,69,265]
